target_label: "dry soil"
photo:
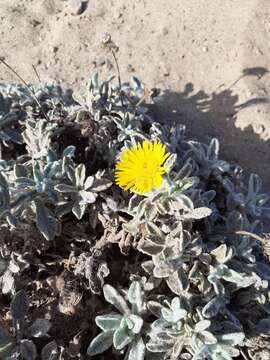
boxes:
[1,0,270,188]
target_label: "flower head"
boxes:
[115,139,170,193]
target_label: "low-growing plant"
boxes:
[0,290,53,359]
[88,281,147,359]
[0,57,269,360]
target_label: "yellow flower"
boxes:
[115,139,170,193]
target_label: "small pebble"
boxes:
[99,59,106,66]
[127,64,135,72]
[162,27,169,36]
[30,19,41,27]
[254,123,265,134]
[69,0,84,15]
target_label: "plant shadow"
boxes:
[150,69,270,351]
[148,67,270,190]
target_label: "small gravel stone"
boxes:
[69,0,84,16]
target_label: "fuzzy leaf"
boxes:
[0,172,10,202]
[55,184,77,193]
[248,173,262,196]
[194,320,211,333]
[0,327,14,358]
[175,194,194,210]
[33,162,43,184]
[72,200,87,219]
[79,190,97,203]
[113,327,133,350]
[87,331,114,356]
[174,162,192,181]
[182,207,212,220]
[164,153,177,171]
[217,265,255,288]
[10,289,29,320]
[20,339,37,360]
[178,176,199,192]
[171,338,185,360]
[1,270,15,294]
[35,199,59,241]
[95,314,122,331]
[211,244,233,264]
[29,318,51,338]
[15,177,35,188]
[145,203,158,220]
[128,281,144,313]
[147,301,163,317]
[128,315,143,334]
[145,221,165,239]
[55,201,73,217]
[202,296,223,318]
[63,145,76,157]
[103,284,130,314]
[91,178,112,192]
[75,164,86,188]
[41,340,58,360]
[167,270,189,295]
[161,299,187,323]
[137,237,164,256]
[200,330,217,344]
[14,164,28,178]
[84,176,94,190]
[128,194,142,212]
[147,340,173,353]
[128,335,145,360]
[220,332,245,346]
[207,138,219,160]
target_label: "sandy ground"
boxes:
[0,0,270,188]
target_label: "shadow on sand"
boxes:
[149,67,270,190]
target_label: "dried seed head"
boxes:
[100,32,119,53]
[101,32,111,45]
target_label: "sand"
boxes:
[0,0,270,187]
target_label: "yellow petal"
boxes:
[115,139,171,194]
